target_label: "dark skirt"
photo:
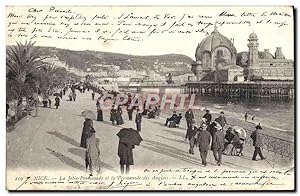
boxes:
[118,142,134,165]
[97,110,103,121]
[110,113,116,122]
[116,114,124,125]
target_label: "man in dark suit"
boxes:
[251,124,266,161]
[197,123,211,166]
[185,109,194,129]
[211,123,225,166]
[203,110,212,124]
[135,109,142,132]
[215,111,227,129]
[186,120,198,154]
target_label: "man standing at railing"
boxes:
[250,124,266,161]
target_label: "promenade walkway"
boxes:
[7,90,294,175]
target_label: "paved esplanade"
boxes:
[7,90,292,175]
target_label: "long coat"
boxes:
[203,113,212,123]
[118,142,134,165]
[80,120,94,148]
[86,136,101,172]
[197,130,211,152]
[211,131,225,150]
[215,116,227,128]
[54,97,60,106]
[185,111,194,121]
[250,130,263,147]
[135,113,142,123]
[186,126,198,141]
[110,109,117,122]
[116,108,124,125]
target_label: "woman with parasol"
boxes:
[117,128,142,175]
[80,110,96,148]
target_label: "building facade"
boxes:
[192,28,294,82]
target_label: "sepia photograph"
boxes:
[5,5,295,191]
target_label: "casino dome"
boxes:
[195,28,237,61]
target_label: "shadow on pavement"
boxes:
[160,128,186,138]
[156,134,185,144]
[47,131,80,147]
[46,147,85,171]
[68,147,117,173]
[141,139,204,167]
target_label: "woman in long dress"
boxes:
[116,106,124,125]
[110,107,117,125]
[96,100,103,121]
[80,119,94,148]
[86,130,101,175]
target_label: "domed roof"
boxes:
[195,28,236,61]
[249,32,258,40]
[258,50,274,60]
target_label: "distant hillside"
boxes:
[38,47,194,74]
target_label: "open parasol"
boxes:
[232,126,247,139]
[81,110,96,120]
[117,128,143,146]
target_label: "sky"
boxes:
[6,6,294,60]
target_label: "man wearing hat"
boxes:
[250,124,266,161]
[186,120,198,154]
[211,122,225,166]
[197,123,211,166]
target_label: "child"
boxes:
[85,129,101,176]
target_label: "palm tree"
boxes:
[6,41,43,118]
[37,63,59,96]
[6,41,43,84]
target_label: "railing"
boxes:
[117,81,183,87]
[159,111,294,160]
[241,128,294,160]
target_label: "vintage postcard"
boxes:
[6,5,295,191]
